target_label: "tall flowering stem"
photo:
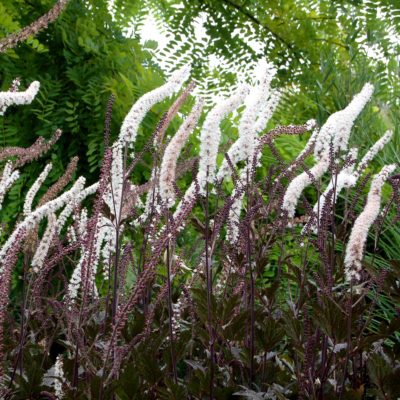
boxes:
[79,149,113,310]
[101,192,198,386]
[106,66,190,222]
[174,85,249,220]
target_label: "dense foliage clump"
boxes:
[1,1,400,399]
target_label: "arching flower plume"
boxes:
[304,148,358,232]
[197,84,249,192]
[120,66,191,147]
[314,83,374,158]
[0,81,40,115]
[159,98,204,206]
[354,130,393,177]
[344,164,396,282]
[56,183,99,235]
[282,158,329,219]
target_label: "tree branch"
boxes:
[217,0,298,54]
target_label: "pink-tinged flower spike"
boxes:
[23,163,52,216]
[77,208,88,238]
[53,355,66,399]
[159,99,204,206]
[67,252,84,302]
[134,167,159,226]
[31,213,57,272]
[0,177,86,266]
[0,81,40,115]
[120,65,191,147]
[105,142,124,219]
[66,216,112,303]
[344,164,396,282]
[227,190,245,243]
[9,78,21,92]
[217,62,276,181]
[314,83,374,159]
[355,130,393,178]
[0,161,19,210]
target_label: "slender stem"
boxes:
[72,341,79,393]
[166,237,178,383]
[19,266,25,377]
[100,145,127,399]
[112,227,120,325]
[246,165,254,384]
[204,174,214,399]
[8,254,29,389]
[339,283,353,399]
